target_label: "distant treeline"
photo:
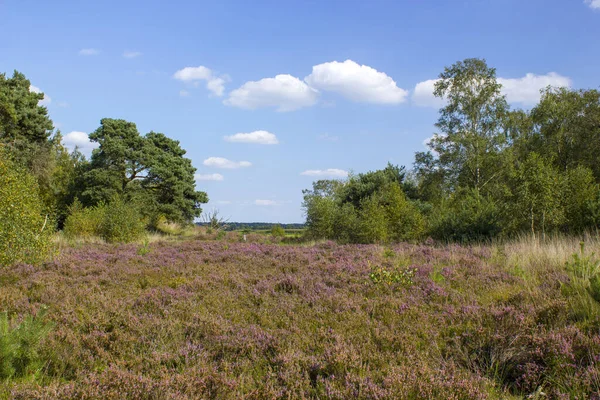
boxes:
[197,222,305,231]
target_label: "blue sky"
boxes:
[1,0,599,222]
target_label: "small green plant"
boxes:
[137,275,150,290]
[562,242,600,322]
[0,307,53,381]
[271,224,286,238]
[431,268,445,284]
[137,238,151,256]
[382,248,396,258]
[216,230,226,240]
[369,262,416,287]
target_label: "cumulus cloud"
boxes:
[173,66,227,97]
[195,173,224,181]
[585,0,600,9]
[318,133,340,142]
[224,74,318,112]
[412,79,444,108]
[413,72,571,107]
[29,85,51,106]
[255,199,279,206]
[224,130,279,145]
[123,50,142,59]
[62,131,99,156]
[498,73,572,105]
[300,169,348,178]
[203,157,252,169]
[305,60,408,104]
[79,48,100,56]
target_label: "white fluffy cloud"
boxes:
[498,73,572,105]
[123,50,142,59]
[79,48,99,56]
[62,131,99,156]
[300,169,348,178]
[224,74,318,112]
[413,72,571,107]
[412,79,444,108]
[255,199,279,206]
[195,173,224,181]
[203,157,252,169]
[29,85,51,106]
[173,66,227,97]
[224,130,279,145]
[585,0,600,9]
[305,60,408,104]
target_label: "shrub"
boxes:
[99,196,145,243]
[62,199,104,239]
[0,307,53,381]
[271,224,286,238]
[0,150,52,266]
[63,196,145,243]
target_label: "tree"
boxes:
[81,119,208,224]
[0,71,54,166]
[417,58,510,195]
[0,146,52,266]
[338,163,405,208]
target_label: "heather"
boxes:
[1,237,599,398]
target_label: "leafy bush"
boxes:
[0,150,52,266]
[62,199,104,239]
[270,224,286,237]
[368,262,416,286]
[0,307,53,381]
[63,196,145,243]
[429,189,501,242]
[99,196,145,243]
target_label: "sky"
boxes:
[1,0,599,223]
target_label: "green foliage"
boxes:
[303,170,425,244]
[63,199,104,239]
[80,119,208,224]
[99,196,145,243]
[429,189,501,242]
[270,224,286,237]
[137,239,151,256]
[0,307,53,381]
[0,149,52,266]
[368,262,416,287]
[63,196,145,243]
[563,242,600,323]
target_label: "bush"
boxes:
[62,199,104,239]
[0,150,52,266]
[0,307,53,381]
[271,224,286,238]
[63,196,145,243]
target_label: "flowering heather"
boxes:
[1,238,600,398]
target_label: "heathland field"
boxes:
[2,236,600,399]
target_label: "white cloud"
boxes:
[585,0,600,9]
[173,66,227,97]
[412,79,444,108]
[62,131,99,156]
[123,50,142,59]
[195,173,224,181]
[29,85,51,106]
[498,73,572,105]
[300,169,348,178]
[216,200,232,205]
[79,48,100,56]
[255,199,279,206]
[413,72,572,107]
[224,74,318,112]
[57,101,69,108]
[305,60,408,104]
[179,90,190,97]
[224,130,279,145]
[203,157,252,169]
